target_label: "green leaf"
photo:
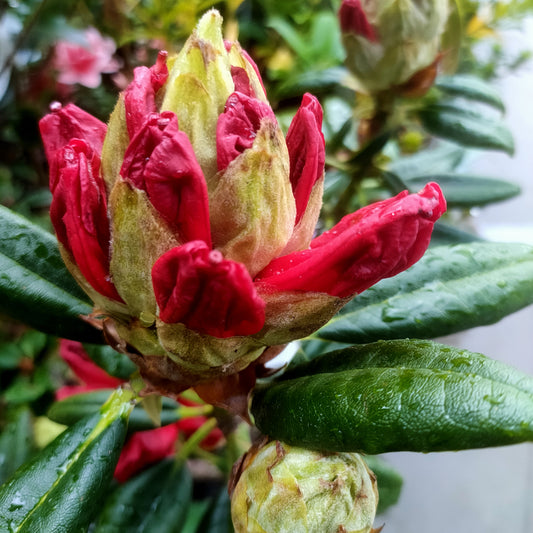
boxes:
[251,340,533,453]
[0,206,102,343]
[316,242,533,344]
[197,487,233,533]
[418,104,514,155]
[363,456,403,514]
[94,458,192,532]
[436,75,505,111]
[276,67,346,98]
[47,390,181,431]
[430,222,482,246]
[0,388,133,532]
[0,408,36,485]
[404,173,520,207]
[83,343,137,380]
[388,142,465,179]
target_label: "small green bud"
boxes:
[231,440,379,533]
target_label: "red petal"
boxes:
[114,422,180,483]
[123,51,168,137]
[57,340,124,395]
[152,241,266,338]
[339,0,378,42]
[216,92,276,171]
[50,139,122,301]
[256,183,446,297]
[39,102,107,192]
[286,93,325,224]
[121,112,211,246]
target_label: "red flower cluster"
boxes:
[39,11,445,393]
[57,340,223,482]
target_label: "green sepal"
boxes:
[0,206,101,342]
[418,104,514,155]
[316,242,533,344]
[93,458,192,532]
[251,340,533,454]
[0,388,134,532]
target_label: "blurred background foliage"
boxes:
[1,0,533,524]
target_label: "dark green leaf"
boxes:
[0,407,35,485]
[316,242,533,344]
[418,104,514,155]
[252,340,533,453]
[47,390,180,431]
[363,456,403,514]
[404,173,520,207]
[94,458,192,532]
[276,67,346,98]
[0,389,133,532]
[436,75,505,111]
[83,343,137,380]
[0,206,102,343]
[430,222,482,246]
[197,487,233,533]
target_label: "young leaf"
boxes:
[0,388,133,532]
[93,458,192,532]
[316,242,533,344]
[418,104,514,155]
[0,206,102,343]
[47,390,180,431]
[404,173,520,207]
[436,75,505,111]
[251,341,533,454]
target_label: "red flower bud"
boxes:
[286,93,325,224]
[216,92,276,171]
[39,102,107,192]
[256,183,446,298]
[50,139,122,301]
[339,0,378,42]
[152,241,265,338]
[123,50,169,137]
[56,339,123,400]
[121,111,211,246]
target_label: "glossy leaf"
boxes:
[0,408,35,485]
[0,206,102,343]
[0,388,133,532]
[364,456,403,515]
[83,343,137,380]
[197,487,233,533]
[94,458,192,532]
[251,340,533,453]
[404,173,520,207]
[436,75,505,111]
[316,242,533,344]
[47,390,180,431]
[418,104,514,155]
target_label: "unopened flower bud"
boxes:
[40,9,445,400]
[230,440,379,533]
[339,0,450,94]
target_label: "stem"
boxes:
[176,417,218,464]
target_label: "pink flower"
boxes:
[338,0,378,42]
[53,27,119,88]
[56,340,224,482]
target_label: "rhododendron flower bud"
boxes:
[230,440,379,533]
[339,0,450,94]
[40,10,445,402]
